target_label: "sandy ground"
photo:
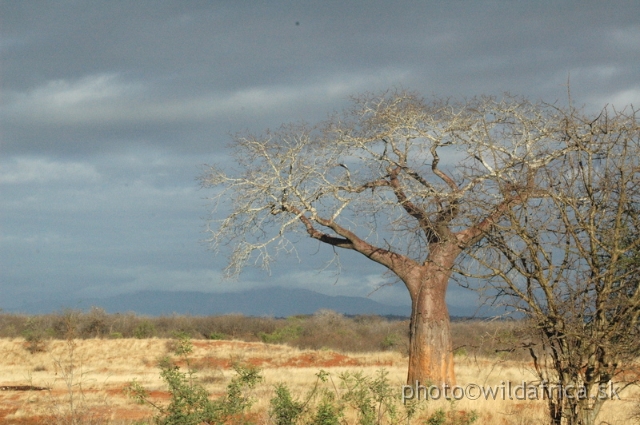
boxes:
[0,338,637,424]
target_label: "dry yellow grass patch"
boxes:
[0,338,637,424]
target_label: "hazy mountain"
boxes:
[5,287,413,317]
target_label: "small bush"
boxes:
[208,331,228,340]
[381,333,400,350]
[127,334,262,425]
[22,318,51,354]
[133,320,156,339]
[80,306,110,337]
[268,369,416,425]
[270,384,304,425]
[425,404,478,425]
[259,321,303,344]
[453,347,468,357]
[311,392,343,425]
[426,409,447,425]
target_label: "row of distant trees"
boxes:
[202,90,640,425]
[2,308,528,359]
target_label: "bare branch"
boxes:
[467,103,640,425]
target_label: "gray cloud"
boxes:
[1,1,639,311]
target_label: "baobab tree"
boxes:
[467,104,640,425]
[201,91,574,385]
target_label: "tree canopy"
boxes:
[202,92,572,278]
[202,90,586,386]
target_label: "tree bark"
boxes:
[405,243,459,386]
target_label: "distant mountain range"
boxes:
[5,287,414,317]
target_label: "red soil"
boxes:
[0,340,382,424]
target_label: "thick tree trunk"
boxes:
[565,392,604,425]
[576,404,600,425]
[405,244,458,386]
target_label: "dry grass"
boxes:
[0,337,637,424]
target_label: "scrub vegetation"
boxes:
[0,309,530,360]
[0,312,637,424]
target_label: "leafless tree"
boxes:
[201,90,575,385]
[467,105,640,425]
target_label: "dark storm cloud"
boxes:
[3,1,638,156]
[1,1,639,310]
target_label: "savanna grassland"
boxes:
[0,310,637,424]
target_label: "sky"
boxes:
[1,1,639,314]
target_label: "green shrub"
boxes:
[21,318,52,354]
[127,334,262,425]
[208,332,228,340]
[259,320,303,344]
[426,405,478,425]
[381,333,400,350]
[311,392,343,425]
[268,369,416,425]
[170,331,193,356]
[134,320,156,339]
[426,409,447,425]
[340,369,403,425]
[270,384,304,425]
[453,347,468,357]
